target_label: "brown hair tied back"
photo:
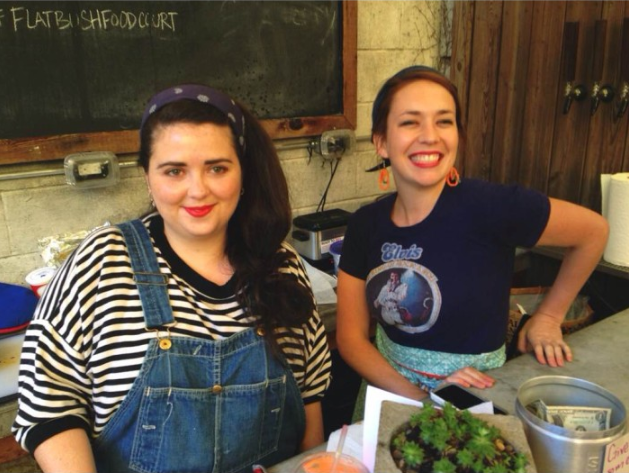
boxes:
[371,66,466,151]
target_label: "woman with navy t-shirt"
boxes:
[336,66,609,405]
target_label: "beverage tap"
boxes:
[592,83,616,116]
[616,82,629,120]
[590,20,613,116]
[564,83,587,114]
[561,22,586,114]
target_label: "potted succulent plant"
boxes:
[375,401,537,473]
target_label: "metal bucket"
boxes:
[515,376,626,473]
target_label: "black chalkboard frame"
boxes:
[0,1,356,166]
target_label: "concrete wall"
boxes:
[0,1,447,286]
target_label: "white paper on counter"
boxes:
[300,257,337,305]
[326,423,363,461]
[603,431,629,473]
[362,385,424,472]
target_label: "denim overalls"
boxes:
[92,220,305,473]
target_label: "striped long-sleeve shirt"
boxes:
[12,215,332,452]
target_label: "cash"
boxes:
[526,399,611,432]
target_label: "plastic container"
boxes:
[293,451,368,473]
[515,375,626,473]
[0,282,38,333]
[329,240,343,275]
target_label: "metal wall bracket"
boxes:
[307,129,356,162]
[64,151,120,189]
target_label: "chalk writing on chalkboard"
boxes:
[0,1,356,165]
[2,6,178,31]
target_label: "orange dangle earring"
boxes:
[446,167,460,187]
[378,166,390,190]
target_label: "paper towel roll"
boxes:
[601,173,629,266]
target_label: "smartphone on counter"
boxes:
[430,383,508,415]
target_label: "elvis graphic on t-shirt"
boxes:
[366,259,441,334]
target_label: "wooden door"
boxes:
[451,0,629,212]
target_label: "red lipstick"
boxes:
[183,205,213,217]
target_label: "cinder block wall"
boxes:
[0,1,446,285]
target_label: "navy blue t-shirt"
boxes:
[340,179,550,354]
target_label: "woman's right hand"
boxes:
[442,366,495,389]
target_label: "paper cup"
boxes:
[25,267,56,296]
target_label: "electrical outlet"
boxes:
[64,152,120,189]
[319,129,356,159]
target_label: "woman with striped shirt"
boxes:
[13,85,332,473]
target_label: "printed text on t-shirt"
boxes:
[381,243,422,262]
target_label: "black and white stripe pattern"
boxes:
[13,216,331,448]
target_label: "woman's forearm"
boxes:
[336,271,427,402]
[34,428,96,473]
[535,198,609,322]
[339,334,428,401]
[301,401,324,451]
[536,244,605,322]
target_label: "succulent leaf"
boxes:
[401,441,424,467]
[432,457,457,473]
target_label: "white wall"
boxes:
[0,1,446,285]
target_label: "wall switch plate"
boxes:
[64,152,120,189]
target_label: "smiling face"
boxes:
[145,122,242,248]
[374,79,459,192]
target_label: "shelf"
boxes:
[532,246,629,280]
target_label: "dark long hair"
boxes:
[139,99,314,351]
[371,66,467,150]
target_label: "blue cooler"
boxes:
[0,282,38,334]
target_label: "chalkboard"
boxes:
[0,1,356,164]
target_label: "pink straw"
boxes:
[331,424,349,473]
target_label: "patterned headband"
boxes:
[140,84,246,154]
